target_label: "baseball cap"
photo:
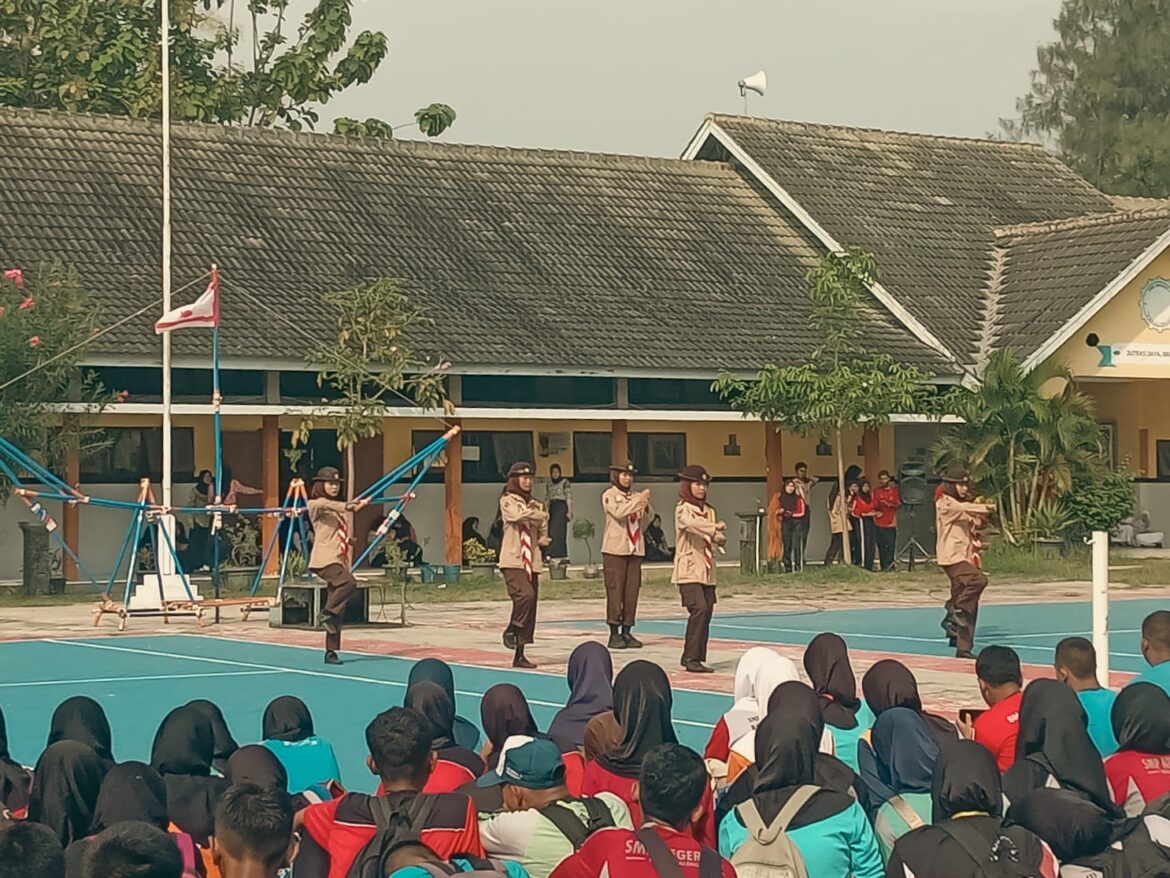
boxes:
[477,736,565,790]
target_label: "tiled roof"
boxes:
[0,108,953,376]
[986,209,1170,362]
[697,115,1118,366]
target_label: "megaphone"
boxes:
[738,70,767,97]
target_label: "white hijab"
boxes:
[723,650,800,745]
[729,658,835,765]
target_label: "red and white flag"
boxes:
[154,275,219,333]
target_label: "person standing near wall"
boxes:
[935,462,995,659]
[307,466,370,665]
[499,462,550,669]
[872,470,901,572]
[794,462,817,560]
[777,478,806,573]
[545,463,573,561]
[673,465,726,674]
[601,462,653,651]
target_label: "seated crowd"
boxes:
[5,612,1170,877]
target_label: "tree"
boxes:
[0,263,112,486]
[297,277,448,509]
[0,0,455,138]
[713,249,935,564]
[931,350,1105,544]
[1009,0,1170,196]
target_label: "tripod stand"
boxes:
[895,503,933,571]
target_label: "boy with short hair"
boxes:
[548,744,734,878]
[967,645,1024,771]
[0,821,65,878]
[1055,636,1118,756]
[84,821,184,878]
[213,783,298,877]
[1132,610,1170,695]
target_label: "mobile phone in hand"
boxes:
[958,707,986,724]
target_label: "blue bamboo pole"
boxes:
[355,431,453,501]
[121,510,147,606]
[350,442,447,570]
[104,515,138,597]
[0,438,74,494]
[154,516,196,601]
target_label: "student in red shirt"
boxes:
[964,646,1023,772]
[550,744,734,878]
[404,682,485,794]
[297,707,483,878]
[850,479,878,571]
[1105,682,1170,816]
[871,470,901,572]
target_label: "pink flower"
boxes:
[18,298,34,310]
[4,269,23,290]
[117,390,130,401]
[27,336,40,348]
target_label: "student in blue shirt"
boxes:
[1130,611,1170,697]
[385,841,531,878]
[1054,636,1118,756]
[719,681,883,878]
[260,696,341,794]
[802,633,874,772]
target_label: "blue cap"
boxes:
[477,737,565,790]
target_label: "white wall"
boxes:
[1137,483,1170,537]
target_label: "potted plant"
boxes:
[377,540,409,584]
[463,539,498,581]
[221,516,262,591]
[573,518,600,579]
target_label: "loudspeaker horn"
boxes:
[738,70,767,97]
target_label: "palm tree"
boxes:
[933,350,1103,543]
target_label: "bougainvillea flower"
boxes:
[28,336,40,347]
[4,269,23,290]
[18,298,34,310]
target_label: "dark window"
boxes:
[628,379,728,409]
[81,428,195,483]
[92,367,265,402]
[630,433,686,477]
[1157,440,1170,481]
[412,430,535,483]
[573,432,613,477]
[279,429,341,494]
[461,376,614,407]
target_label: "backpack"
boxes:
[730,786,816,878]
[887,795,926,830]
[538,797,617,850]
[938,820,1040,878]
[413,857,514,877]
[346,794,438,878]
[171,831,201,878]
[636,827,721,878]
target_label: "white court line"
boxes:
[43,639,718,730]
[0,670,282,689]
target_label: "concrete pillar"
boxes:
[261,415,280,575]
[764,422,783,561]
[445,421,463,565]
[63,415,80,581]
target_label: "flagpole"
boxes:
[160,0,174,510]
[211,265,222,605]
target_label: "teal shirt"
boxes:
[827,700,875,773]
[262,736,342,794]
[390,859,530,878]
[719,798,883,878]
[873,793,932,862]
[1129,661,1170,699]
[1078,688,1119,757]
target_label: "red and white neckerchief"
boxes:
[337,509,351,555]
[627,509,641,551]
[520,522,534,579]
[701,505,714,577]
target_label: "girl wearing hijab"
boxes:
[498,461,550,669]
[544,463,573,560]
[581,660,717,845]
[778,479,807,573]
[462,516,488,557]
[601,461,653,649]
[886,740,1057,878]
[724,653,804,784]
[673,464,727,674]
[0,706,31,816]
[1105,682,1170,816]
[935,462,994,659]
[803,633,875,772]
[645,513,673,563]
[547,641,614,754]
[825,480,851,566]
[861,659,958,748]
[151,704,231,847]
[851,478,878,571]
[715,681,862,833]
[260,695,341,795]
[47,696,114,768]
[583,712,623,765]
[1002,678,1117,815]
[718,685,883,878]
[403,681,485,793]
[184,700,237,777]
[27,740,108,849]
[463,684,556,809]
[705,647,779,765]
[188,469,214,571]
[857,708,939,860]
[407,658,481,751]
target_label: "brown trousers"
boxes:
[679,583,717,663]
[942,561,988,652]
[503,568,539,645]
[313,563,359,652]
[602,553,642,627]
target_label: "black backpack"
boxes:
[346,794,438,878]
[939,821,1042,878]
[538,797,616,849]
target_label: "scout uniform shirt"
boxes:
[498,493,549,574]
[601,486,651,557]
[307,497,350,569]
[672,502,720,586]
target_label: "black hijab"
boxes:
[406,681,457,750]
[1007,788,1115,863]
[90,761,169,833]
[227,745,289,790]
[48,696,113,765]
[481,684,540,768]
[750,681,854,826]
[150,705,230,844]
[407,658,480,751]
[597,660,676,778]
[262,696,314,743]
[803,633,861,729]
[185,699,238,775]
[547,641,614,752]
[0,706,30,812]
[1006,678,1116,814]
[933,738,1003,820]
[1112,682,1170,754]
[27,740,109,847]
[859,707,938,815]
[862,660,958,747]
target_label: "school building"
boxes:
[1,108,1169,579]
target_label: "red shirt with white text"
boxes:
[548,824,736,878]
[974,690,1022,772]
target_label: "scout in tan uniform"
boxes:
[498,462,550,669]
[600,461,653,650]
[935,462,995,659]
[672,464,727,673]
[307,466,370,665]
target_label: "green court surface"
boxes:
[0,635,730,792]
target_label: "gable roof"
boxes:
[686,114,1118,368]
[0,108,953,377]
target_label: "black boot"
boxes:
[513,644,536,669]
[503,629,517,649]
[622,626,643,648]
[324,650,342,665]
[681,659,714,674]
[608,624,627,650]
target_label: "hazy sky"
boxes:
[248,0,1064,156]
